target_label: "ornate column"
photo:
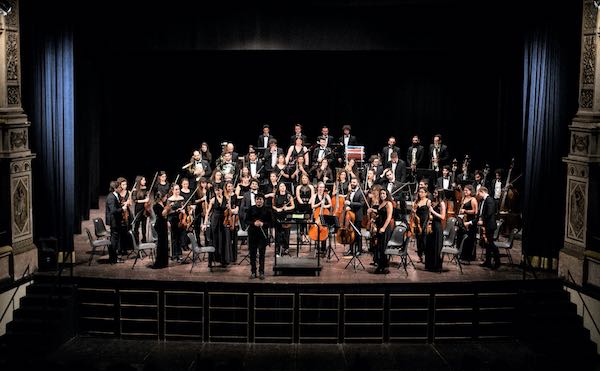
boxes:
[560,0,600,289]
[0,0,36,280]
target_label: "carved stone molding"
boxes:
[10,174,31,241]
[6,32,18,81]
[582,35,596,85]
[10,159,31,174]
[566,178,587,244]
[580,88,594,108]
[570,133,590,156]
[9,128,26,150]
[7,85,20,105]
[583,0,597,31]
[568,163,589,178]
[5,0,17,29]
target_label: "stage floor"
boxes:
[70,198,551,285]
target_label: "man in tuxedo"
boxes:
[428,134,449,171]
[344,178,365,256]
[476,187,499,269]
[312,136,333,166]
[289,123,308,146]
[379,168,403,201]
[218,151,237,178]
[381,136,400,166]
[490,169,504,210]
[320,125,335,148]
[105,180,125,264]
[386,152,407,183]
[257,124,274,150]
[436,165,454,191]
[245,193,272,279]
[337,124,358,164]
[264,139,284,174]
[224,142,239,164]
[406,135,425,171]
[472,170,486,193]
[363,156,384,182]
[239,179,260,230]
[247,151,264,181]
[188,150,212,190]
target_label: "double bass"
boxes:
[336,194,356,245]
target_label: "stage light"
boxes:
[0,1,11,16]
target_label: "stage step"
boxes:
[0,277,77,368]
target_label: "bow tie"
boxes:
[251,162,256,165]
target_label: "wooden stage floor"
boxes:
[67,198,553,285]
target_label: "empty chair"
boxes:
[385,224,415,274]
[185,232,215,273]
[128,230,156,269]
[495,228,518,265]
[93,218,110,239]
[443,217,457,248]
[441,234,469,273]
[85,227,111,266]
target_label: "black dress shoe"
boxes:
[259,272,265,280]
[250,273,257,279]
[479,262,491,268]
[491,263,500,270]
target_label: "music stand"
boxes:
[344,220,365,271]
[321,214,339,261]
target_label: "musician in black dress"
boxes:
[154,171,170,198]
[245,193,272,280]
[290,155,309,187]
[132,175,149,244]
[116,177,133,254]
[374,188,394,274]
[151,192,169,268]
[166,184,185,262]
[425,189,446,272]
[204,186,227,267]
[314,158,333,184]
[458,184,478,261]
[412,187,430,262]
[223,182,239,264]
[477,187,499,269]
[273,182,295,256]
[333,170,350,197]
[286,137,309,168]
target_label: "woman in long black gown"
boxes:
[458,184,478,261]
[152,192,169,268]
[413,187,430,263]
[374,188,394,274]
[425,188,446,272]
[204,186,226,267]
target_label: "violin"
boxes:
[178,205,194,230]
[408,202,422,237]
[223,196,238,231]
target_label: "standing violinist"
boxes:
[412,187,430,263]
[373,189,394,274]
[151,191,170,269]
[457,184,478,261]
[193,177,211,246]
[153,171,170,198]
[166,184,185,262]
[345,178,365,256]
[425,189,446,272]
[223,181,239,264]
[273,182,295,256]
[310,182,332,255]
[116,177,133,255]
[132,175,149,244]
[204,186,227,267]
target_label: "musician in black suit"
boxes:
[187,150,212,190]
[247,151,264,181]
[224,142,239,164]
[406,135,425,170]
[245,193,272,279]
[436,166,454,191]
[386,152,407,183]
[428,134,449,171]
[379,168,403,202]
[490,169,504,210]
[363,155,384,182]
[472,170,487,193]
[263,139,284,174]
[289,123,308,146]
[105,180,125,264]
[257,124,275,149]
[239,179,260,231]
[476,187,499,269]
[381,136,401,166]
[320,126,335,148]
[337,124,358,164]
[312,136,333,165]
[345,178,365,256]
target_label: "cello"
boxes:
[308,194,330,242]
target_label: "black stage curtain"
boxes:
[521,4,581,267]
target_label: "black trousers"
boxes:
[275,224,290,254]
[109,228,120,262]
[483,229,499,265]
[249,233,268,274]
[133,213,147,243]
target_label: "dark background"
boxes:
[19,0,582,251]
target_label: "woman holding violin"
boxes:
[412,187,430,263]
[116,177,133,254]
[373,188,394,274]
[204,185,227,267]
[310,182,332,255]
[273,182,295,256]
[194,177,210,246]
[223,181,239,264]
[132,175,149,244]
[457,184,478,261]
[162,183,184,262]
[425,188,446,272]
[151,191,169,268]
